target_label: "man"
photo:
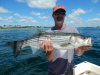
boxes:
[39,5,91,75]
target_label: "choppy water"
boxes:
[0,28,100,75]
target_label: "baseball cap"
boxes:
[53,5,66,13]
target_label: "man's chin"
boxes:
[56,21,63,24]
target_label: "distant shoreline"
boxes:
[78,27,100,28]
[0,26,100,29]
[0,27,51,29]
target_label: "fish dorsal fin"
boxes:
[31,46,39,54]
[36,29,45,34]
[53,30,60,33]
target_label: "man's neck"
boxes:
[55,23,66,29]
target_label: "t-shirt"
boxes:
[46,25,79,75]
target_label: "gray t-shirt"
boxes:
[46,25,79,75]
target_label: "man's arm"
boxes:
[74,29,92,56]
[74,46,92,56]
[39,38,55,61]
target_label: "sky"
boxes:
[0,0,100,27]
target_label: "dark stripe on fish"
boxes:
[13,41,17,54]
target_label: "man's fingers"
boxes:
[79,46,91,51]
[48,38,50,51]
[40,38,54,53]
[49,40,55,51]
[44,38,48,52]
[39,41,44,50]
[50,40,54,50]
[85,46,91,51]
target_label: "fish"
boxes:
[7,29,92,58]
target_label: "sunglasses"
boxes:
[53,11,66,15]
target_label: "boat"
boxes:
[73,61,100,75]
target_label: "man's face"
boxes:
[52,9,66,24]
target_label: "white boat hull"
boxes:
[73,61,100,75]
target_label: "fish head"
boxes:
[70,35,92,48]
[84,37,92,46]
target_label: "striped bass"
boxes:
[7,29,92,58]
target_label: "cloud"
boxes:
[91,0,100,3]
[66,8,100,27]
[0,17,4,21]
[45,20,48,22]
[66,18,100,27]
[0,7,12,13]
[0,16,14,22]
[14,13,33,20]
[85,18,100,27]
[14,13,20,17]
[16,0,25,2]
[16,0,57,9]
[31,12,41,16]
[5,16,14,22]
[14,13,39,23]
[87,18,100,21]
[38,16,49,19]
[27,0,57,9]
[97,13,100,16]
[68,8,86,22]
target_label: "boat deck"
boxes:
[73,61,100,75]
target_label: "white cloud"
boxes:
[16,0,57,9]
[14,13,20,17]
[87,18,100,21]
[5,16,14,22]
[65,8,100,27]
[0,16,14,22]
[42,13,45,14]
[91,0,100,3]
[66,18,100,27]
[31,20,38,23]
[72,8,86,15]
[16,0,25,2]
[31,12,41,16]
[97,13,100,16]
[85,18,100,26]
[0,7,12,13]
[14,13,39,23]
[38,16,49,19]
[27,0,57,9]
[0,17,4,21]
[68,8,86,22]
[14,13,33,20]
[6,16,14,20]
[45,20,48,22]
[16,18,38,23]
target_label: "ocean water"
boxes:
[0,28,100,75]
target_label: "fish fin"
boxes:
[60,42,71,47]
[36,29,45,34]
[7,41,23,58]
[7,41,14,49]
[68,36,72,43]
[60,36,72,47]
[31,46,39,54]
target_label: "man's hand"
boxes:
[39,38,55,61]
[74,46,92,56]
[75,46,92,51]
[39,38,55,53]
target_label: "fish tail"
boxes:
[7,41,23,58]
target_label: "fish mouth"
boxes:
[88,37,92,46]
